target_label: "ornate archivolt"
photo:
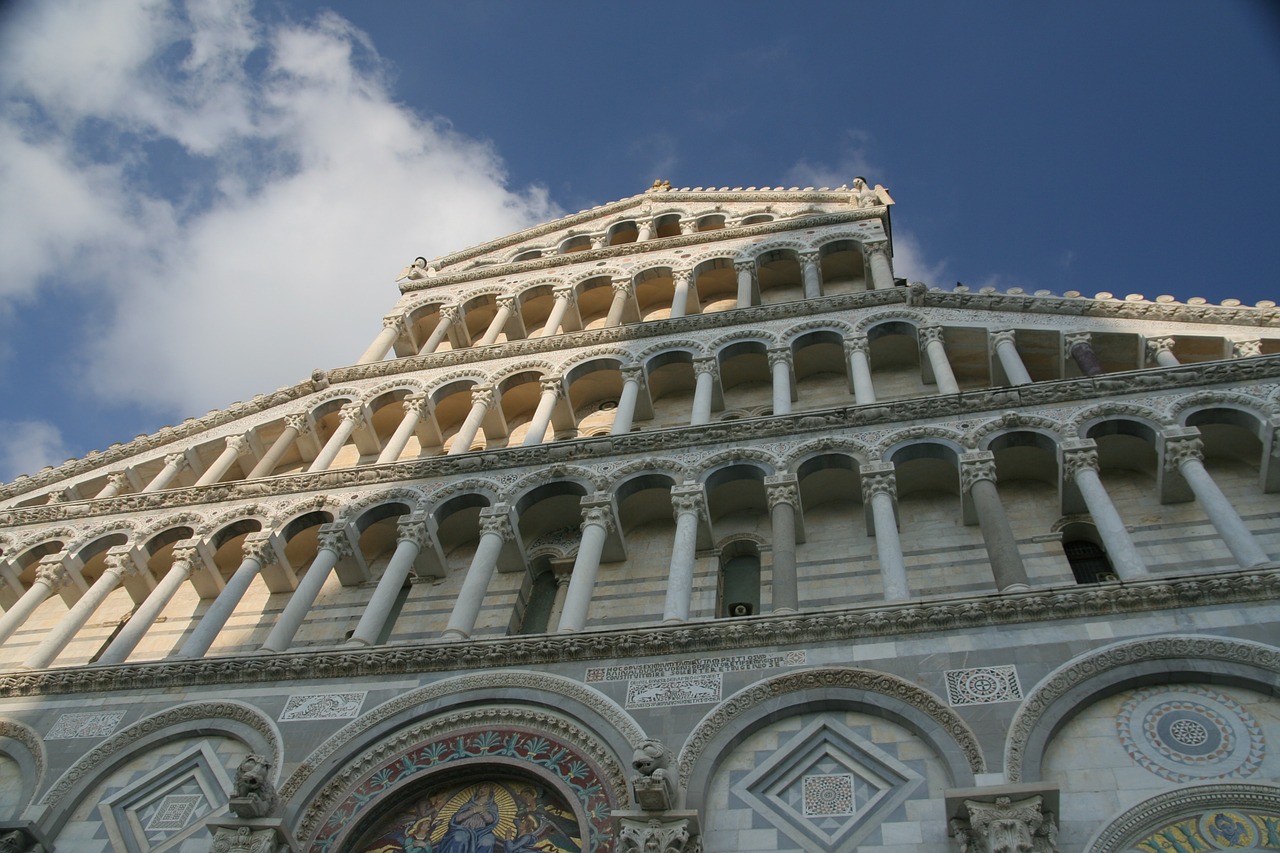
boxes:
[1065,401,1170,437]
[0,717,45,815]
[1087,782,1280,853]
[1004,634,1280,784]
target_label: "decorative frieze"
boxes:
[586,650,805,682]
[625,674,722,709]
[278,692,366,722]
[44,710,126,739]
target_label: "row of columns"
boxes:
[358,242,899,363]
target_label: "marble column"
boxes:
[357,314,406,364]
[605,278,633,327]
[669,270,693,319]
[1062,442,1146,578]
[866,242,895,290]
[690,357,718,425]
[766,475,800,613]
[308,404,364,473]
[992,330,1033,386]
[768,348,793,415]
[194,435,250,486]
[557,499,616,633]
[799,250,822,299]
[844,336,876,404]
[348,515,431,646]
[636,218,653,241]
[447,386,494,455]
[261,525,351,652]
[679,220,697,235]
[24,550,138,669]
[177,532,276,659]
[546,568,572,632]
[97,544,197,665]
[611,366,644,435]
[377,394,428,464]
[1065,332,1104,376]
[1165,433,1271,568]
[0,558,67,645]
[248,414,310,478]
[521,377,562,447]
[734,260,756,308]
[1147,336,1180,367]
[539,287,575,337]
[418,306,458,354]
[442,506,512,639]
[663,485,705,623]
[862,464,909,600]
[142,453,189,493]
[960,452,1030,591]
[476,296,515,346]
[95,472,130,500]
[920,326,960,394]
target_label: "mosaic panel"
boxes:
[944,665,1022,706]
[279,691,367,721]
[144,793,203,831]
[1117,686,1265,783]
[1128,810,1280,851]
[586,650,805,682]
[801,774,855,817]
[45,710,126,739]
[625,674,721,709]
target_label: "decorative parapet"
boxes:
[0,565,1275,699]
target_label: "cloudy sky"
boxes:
[0,0,1277,482]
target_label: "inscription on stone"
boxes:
[45,710,127,739]
[279,691,367,721]
[626,674,722,709]
[587,650,805,683]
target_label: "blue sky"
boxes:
[0,0,1277,482]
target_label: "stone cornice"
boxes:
[0,565,1274,698]
[2,353,1277,528]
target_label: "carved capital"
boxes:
[798,250,819,268]
[766,347,792,369]
[1061,443,1099,478]
[671,269,692,286]
[765,475,799,510]
[1145,336,1175,361]
[381,313,406,332]
[990,329,1018,349]
[106,472,130,490]
[396,515,433,548]
[284,413,312,435]
[470,386,496,408]
[861,464,897,501]
[103,549,140,578]
[678,220,697,235]
[864,240,890,257]
[1063,331,1092,355]
[438,305,460,324]
[35,559,68,589]
[495,295,516,312]
[618,817,699,853]
[315,524,354,560]
[338,403,365,425]
[478,507,513,541]
[620,364,645,384]
[670,484,706,520]
[224,434,251,456]
[952,794,1058,853]
[402,393,430,417]
[539,376,564,397]
[732,259,755,274]
[590,234,607,249]
[552,286,577,306]
[692,356,718,377]
[580,503,616,535]
[918,325,945,347]
[843,335,870,356]
[611,277,635,297]
[1163,434,1204,472]
[168,543,200,573]
[960,452,998,491]
[240,533,278,567]
[163,453,189,471]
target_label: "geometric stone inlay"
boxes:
[626,674,721,708]
[733,718,923,852]
[586,650,805,682]
[279,691,367,721]
[45,710,127,739]
[145,793,203,831]
[802,773,855,817]
[944,665,1022,706]
[98,742,231,852]
[1117,685,1265,783]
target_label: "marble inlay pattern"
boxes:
[1117,686,1265,783]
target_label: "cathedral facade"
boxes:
[0,181,1277,852]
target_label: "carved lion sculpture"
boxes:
[230,753,279,818]
[631,738,676,810]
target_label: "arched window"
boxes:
[518,568,557,634]
[1061,522,1116,583]
[719,540,761,617]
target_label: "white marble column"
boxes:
[448,386,494,455]
[1065,332,1104,376]
[176,532,275,659]
[546,568,572,632]
[442,506,512,639]
[95,472,130,500]
[690,357,718,425]
[919,326,960,394]
[539,287,575,337]
[1062,442,1146,578]
[348,515,431,646]
[142,453,189,493]
[992,330,1033,386]
[247,414,310,478]
[766,475,800,613]
[636,218,654,241]
[194,435,250,486]
[611,365,644,435]
[557,499,616,633]
[24,549,138,669]
[679,219,697,235]
[1165,433,1271,568]
[862,464,909,600]
[605,278,634,327]
[418,306,458,354]
[377,394,429,464]
[476,296,515,347]
[1147,336,1180,367]
[98,544,198,665]
[734,260,756,308]
[0,558,67,645]
[768,348,794,415]
[960,452,1030,591]
[521,377,562,447]
[669,270,693,319]
[866,242,895,290]
[844,336,876,404]
[799,250,822,299]
[261,524,351,652]
[308,404,364,473]
[663,485,705,623]
[357,314,406,364]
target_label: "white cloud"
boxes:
[0,0,558,418]
[783,130,878,189]
[0,420,72,481]
[887,230,949,287]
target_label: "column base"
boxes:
[999,583,1031,593]
[439,629,467,641]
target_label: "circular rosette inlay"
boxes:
[1116,686,1264,783]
